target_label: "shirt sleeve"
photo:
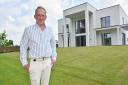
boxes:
[50,29,57,60]
[20,28,29,66]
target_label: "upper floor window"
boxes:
[75,19,85,34]
[101,16,110,28]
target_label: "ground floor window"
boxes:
[76,35,86,46]
[101,33,111,45]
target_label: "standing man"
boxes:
[20,6,57,85]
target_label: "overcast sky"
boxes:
[0,0,128,45]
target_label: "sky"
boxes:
[0,0,128,45]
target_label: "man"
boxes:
[20,6,57,85]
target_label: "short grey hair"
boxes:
[35,6,46,15]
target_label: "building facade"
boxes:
[58,2,128,47]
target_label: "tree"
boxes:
[0,30,6,40]
[0,30,13,47]
[7,40,13,46]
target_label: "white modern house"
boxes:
[58,2,128,47]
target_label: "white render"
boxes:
[58,2,128,47]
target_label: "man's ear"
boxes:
[34,15,36,19]
[45,15,47,20]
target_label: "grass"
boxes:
[0,46,128,85]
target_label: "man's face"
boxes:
[34,9,46,26]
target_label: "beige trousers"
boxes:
[29,58,52,85]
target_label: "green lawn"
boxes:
[0,46,128,85]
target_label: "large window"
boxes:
[101,16,110,28]
[76,35,86,46]
[101,33,111,45]
[75,19,85,34]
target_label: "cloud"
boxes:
[0,0,20,4]
[21,3,29,11]
[8,16,15,22]
[92,0,128,16]
[61,0,72,9]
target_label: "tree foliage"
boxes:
[0,31,13,47]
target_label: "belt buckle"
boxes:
[33,59,36,61]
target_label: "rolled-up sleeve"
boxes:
[20,28,29,66]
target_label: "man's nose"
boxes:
[39,16,44,19]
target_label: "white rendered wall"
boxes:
[96,5,120,28]
[119,6,128,25]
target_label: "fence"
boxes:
[0,46,20,53]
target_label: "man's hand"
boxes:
[51,59,56,65]
[23,64,30,72]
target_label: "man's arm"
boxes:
[50,30,57,65]
[20,28,29,71]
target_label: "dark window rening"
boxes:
[101,16,110,28]
[76,35,86,46]
[66,24,69,33]
[75,19,85,34]
[101,33,111,45]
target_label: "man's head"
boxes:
[34,6,47,27]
